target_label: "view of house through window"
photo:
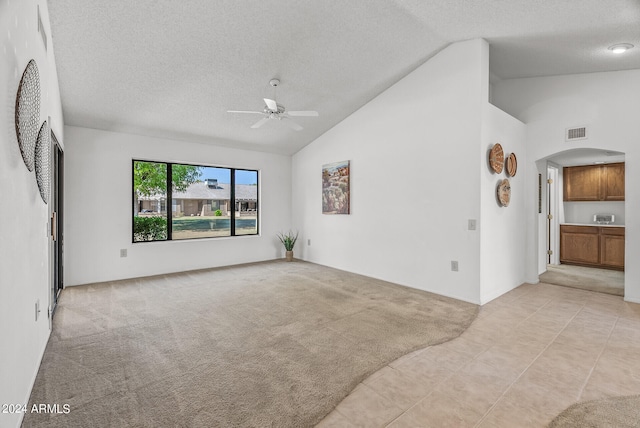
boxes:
[133,160,258,242]
[235,170,259,236]
[172,166,230,239]
[133,161,168,242]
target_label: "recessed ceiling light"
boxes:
[594,161,605,164]
[608,43,634,54]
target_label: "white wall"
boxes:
[564,201,625,225]
[292,39,491,304]
[64,126,292,286]
[0,1,63,427]
[492,70,640,303]
[479,103,527,304]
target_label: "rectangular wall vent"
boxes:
[37,6,48,52]
[566,126,587,141]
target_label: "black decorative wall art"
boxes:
[15,60,41,171]
[35,121,50,204]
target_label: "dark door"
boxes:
[50,133,64,318]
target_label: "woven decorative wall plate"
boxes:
[489,143,504,174]
[506,153,517,177]
[497,178,511,207]
[15,60,41,171]
[35,121,50,204]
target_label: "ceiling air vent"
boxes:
[565,126,587,141]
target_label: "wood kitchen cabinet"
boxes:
[602,163,625,201]
[560,225,624,270]
[563,162,625,201]
[560,225,600,265]
[600,227,625,269]
[563,165,601,201]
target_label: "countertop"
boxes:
[560,223,625,228]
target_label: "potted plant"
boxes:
[277,231,299,262]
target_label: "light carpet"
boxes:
[549,395,640,428]
[23,260,477,428]
[539,264,624,296]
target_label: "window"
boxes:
[235,169,259,236]
[132,160,259,242]
[133,161,168,242]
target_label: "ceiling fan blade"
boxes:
[227,110,264,114]
[264,98,278,111]
[250,117,270,129]
[286,110,319,117]
[282,118,303,131]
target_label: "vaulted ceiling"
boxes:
[48,0,640,155]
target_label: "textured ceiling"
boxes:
[48,0,640,155]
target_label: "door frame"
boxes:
[49,130,64,323]
[547,164,559,265]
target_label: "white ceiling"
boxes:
[48,0,640,155]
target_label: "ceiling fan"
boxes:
[227,79,318,131]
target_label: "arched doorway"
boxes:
[535,148,625,296]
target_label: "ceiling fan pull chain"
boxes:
[270,78,279,102]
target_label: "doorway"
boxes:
[546,165,559,265]
[49,131,64,321]
[537,148,626,297]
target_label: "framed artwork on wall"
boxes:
[322,160,350,214]
[538,174,542,213]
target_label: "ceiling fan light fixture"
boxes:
[608,43,634,54]
[227,78,318,131]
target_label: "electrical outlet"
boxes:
[451,261,459,272]
[468,219,476,230]
[35,299,40,321]
[120,249,127,258]
[307,239,311,246]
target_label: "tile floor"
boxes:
[317,282,640,427]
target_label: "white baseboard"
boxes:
[480,280,537,305]
[15,326,51,428]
